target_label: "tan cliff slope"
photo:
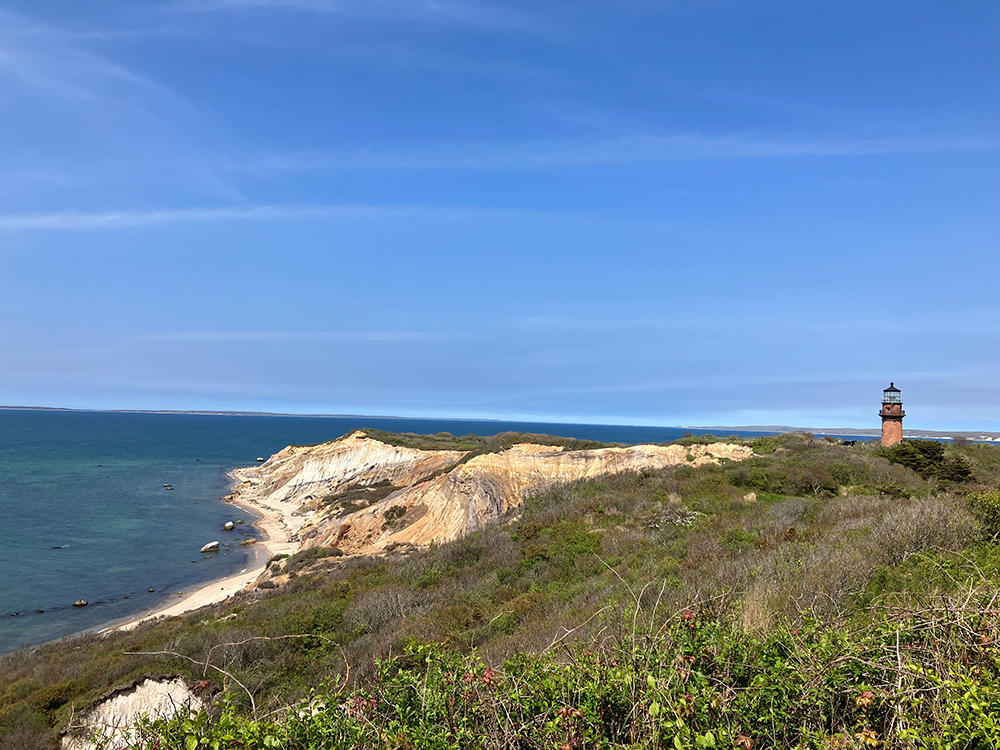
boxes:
[229,432,753,559]
[227,433,467,552]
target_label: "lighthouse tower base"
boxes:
[881,419,903,447]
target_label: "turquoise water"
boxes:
[0,410,740,653]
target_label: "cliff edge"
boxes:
[229,431,753,559]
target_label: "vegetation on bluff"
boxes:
[352,429,620,461]
[3,432,1000,748]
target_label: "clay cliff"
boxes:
[228,432,753,559]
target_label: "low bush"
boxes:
[969,487,1000,537]
[282,547,344,575]
[121,593,1000,749]
[879,440,974,482]
[358,430,617,459]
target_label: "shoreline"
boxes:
[105,468,303,633]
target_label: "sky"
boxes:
[0,1,998,430]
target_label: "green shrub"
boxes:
[283,547,344,574]
[415,567,442,589]
[0,702,49,735]
[383,505,407,523]
[853,482,913,498]
[26,681,80,713]
[879,440,973,482]
[969,488,1000,536]
[672,433,736,446]
[0,681,40,710]
[750,435,782,454]
[722,527,757,553]
[938,456,974,482]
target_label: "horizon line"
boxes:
[4,404,998,437]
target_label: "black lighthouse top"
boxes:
[882,382,902,405]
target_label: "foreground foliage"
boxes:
[126,592,1000,749]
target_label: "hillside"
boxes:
[3,431,1000,748]
[228,430,752,558]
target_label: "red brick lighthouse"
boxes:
[879,383,904,446]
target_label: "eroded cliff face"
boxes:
[231,433,466,507]
[62,678,204,750]
[230,432,752,559]
[226,432,467,549]
[304,440,752,555]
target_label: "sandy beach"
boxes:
[108,469,303,632]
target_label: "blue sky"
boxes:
[1,1,998,430]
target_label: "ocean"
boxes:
[0,409,756,653]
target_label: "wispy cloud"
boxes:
[236,133,1000,172]
[0,11,172,106]
[129,330,453,343]
[0,203,468,230]
[167,0,541,32]
[0,10,256,207]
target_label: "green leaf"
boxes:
[674,734,686,750]
[185,736,198,750]
[649,701,660,717]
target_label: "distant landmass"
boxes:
[686,425,1000,441]
[0,405,470,420]
[4,406,999,441]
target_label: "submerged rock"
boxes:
[73,600,88,607]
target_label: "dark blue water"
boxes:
[0,409,770,653]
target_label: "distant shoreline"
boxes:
[0,404,433,420]
[687,425,1000,441]
[5,405,999,438]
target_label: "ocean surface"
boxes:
[0,410,769,653]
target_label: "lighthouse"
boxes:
[879,383,904,447]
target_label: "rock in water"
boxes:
[73,600,88,607]
[200,541,220,553]
[224,521,235,531]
